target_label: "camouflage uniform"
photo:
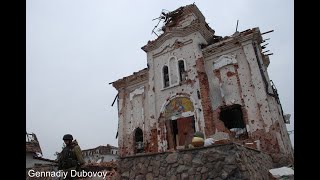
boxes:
[58,140,85,179]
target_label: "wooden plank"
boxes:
[177,116,195,146]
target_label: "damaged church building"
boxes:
[111,4,293,179]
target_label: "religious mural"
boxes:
[165,97,194,119]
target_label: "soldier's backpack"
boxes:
[58,145,78,170]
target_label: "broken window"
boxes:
[178,60,186,81]
[163,66,170,87]
[220,104,248,139]
[134,127,144,153]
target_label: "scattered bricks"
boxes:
[214,139,231,145]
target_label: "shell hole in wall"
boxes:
[220,104,248,140]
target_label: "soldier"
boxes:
[58,134,85,179]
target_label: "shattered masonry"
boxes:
[26,132,43,156]
[111,4,293,164]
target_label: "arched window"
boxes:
[163,66,170,88]
[134,127,144,153]
[178,60,186,81]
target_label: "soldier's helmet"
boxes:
[63,134,73,141]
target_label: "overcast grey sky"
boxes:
[26,0,293,159]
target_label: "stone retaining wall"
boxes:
[117,143,273,180]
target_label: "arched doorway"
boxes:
[164,97,195,149]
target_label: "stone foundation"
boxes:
[117,143,274,180]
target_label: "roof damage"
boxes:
[26,132,42,156]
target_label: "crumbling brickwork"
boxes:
[196,57,215,137]
[111,4,293,164]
